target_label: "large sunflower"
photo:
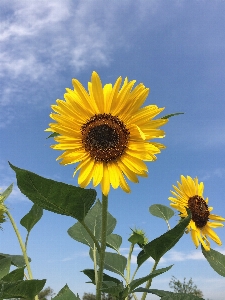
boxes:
[46,71,168,195]
[169,175,225,251]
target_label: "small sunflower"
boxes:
[46,71,168,195]
[169,175,225,251]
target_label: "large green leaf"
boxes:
[0,253,30,268]
[89,251,127,277]
[20,204,43,233]
[149,204,174,222]
[9,162,97,221]
[68,201,116,248]
[0,279,46,300]
[129,265,173,292]
[202,246,225,277]
[137,210,191,266]
[0,257,11,280]
[2,267,25,282]
[82,269,121,286]
[0,184,13,202]
[52,284,80,300]
[106,234,122,252]
[133,288,204,299]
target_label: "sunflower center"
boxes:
[188,195,210,228]
[81,113,130,162]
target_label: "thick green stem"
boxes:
[96,193,108,300]
[141,260,159,300]
[6,211,39,300]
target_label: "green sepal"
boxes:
[161,112,184,119]
[52,284,80,300]
[0,279,46,300]
[137,209,191,266]
[0,184,13,202]
[9,162,96,222]
[202,246,225,277]
[128,230,145,245]
[46,132,60,139]
[20,204,43,233]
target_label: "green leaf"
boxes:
[46,132,60,139]
[0,257,11,280]
[101,282,124,297]
[106,234,122,251]
[9,162,97,221]
[1,267,25,282]
[0,253,30,268]
[202,246,225,277]
[20,204,43,233]
[52,284,80,300]
[82,269,121,286]
[137,210,191,266]
[133,288,204,299]
[0,279,46,300]
[129,265,173,292]
[68,200,116,248]
[149,204,174,222]
[161,112,184,119]
[89,251,127,277]
[0,184,13,202]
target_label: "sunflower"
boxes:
[169,175,225,251]
[46,71,168,195]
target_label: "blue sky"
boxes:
[1,0,225,299]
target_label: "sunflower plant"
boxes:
[1,72,225,300]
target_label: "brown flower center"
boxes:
[188,195,209,228]
[81,113,130,162]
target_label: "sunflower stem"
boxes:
[96,193,108,300]
[141,260,159,300]
[126,243,134,284]
[6,211,39,300]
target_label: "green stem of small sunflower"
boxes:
[96,193,108,300]
[141,259,159,300]
[126,243,134,284]
[80,220,101,253]
[6,211,39,300]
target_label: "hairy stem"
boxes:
[141,260,159,300]
[6,211,39,300]
[96,193,108,300]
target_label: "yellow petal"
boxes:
[191,229,200,248]
[107,163,120,189]
[78,159,95,186]
[92,162,103,187]
[91,71,104,113]
[101,163,110,196]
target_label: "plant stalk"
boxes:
[96,193,108,300]
[141,260,159,300]
[6,211,39,300]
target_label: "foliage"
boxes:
[169,276,203,297]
